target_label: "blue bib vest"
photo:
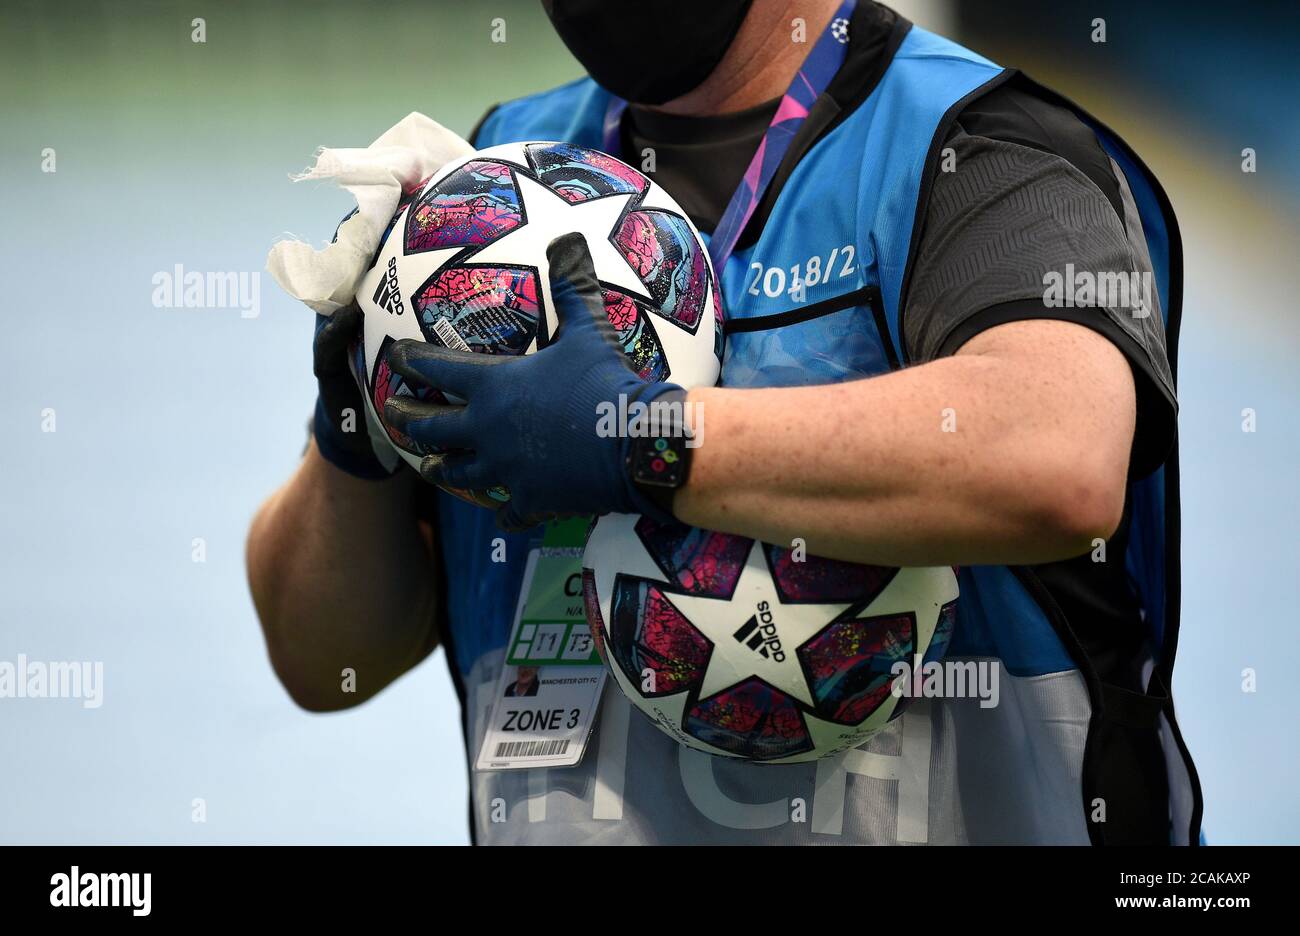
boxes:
[434,22,1200,845]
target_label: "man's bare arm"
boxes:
[676,319,1136,567]
[246,440,438,711]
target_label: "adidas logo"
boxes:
[373,256,405,315]
[732,601,785,662]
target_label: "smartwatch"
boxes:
[626,388,693,517]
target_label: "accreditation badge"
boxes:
[475,519,606,771]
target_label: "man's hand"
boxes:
[312,303,400,479]
[383,233,680,530]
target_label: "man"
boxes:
[248,0,1201,844]
[505,667,540,699]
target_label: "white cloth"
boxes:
[266,111,474,316]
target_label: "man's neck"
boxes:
[650,0,843,116]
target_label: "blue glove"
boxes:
[382,232,680,529]
[312,303,399,480]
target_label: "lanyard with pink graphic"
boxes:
[601,0,854,275]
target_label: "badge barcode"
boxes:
[431,316,471,351]
[495,739,570,759]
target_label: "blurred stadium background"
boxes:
[1,0,1296,844]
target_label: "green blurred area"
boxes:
[0,0,582,165]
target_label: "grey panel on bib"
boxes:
[464,651,1092,845]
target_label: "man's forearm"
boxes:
[246,440,438,711]
[674,321,1135,567]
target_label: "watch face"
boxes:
[633,435,686,488]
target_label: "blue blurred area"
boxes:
[957,0,1300,205]
[0,123,476,844]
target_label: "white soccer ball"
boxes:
[351,141,724,507]
[582,514,960,762]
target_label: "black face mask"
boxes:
[542,0,754,105]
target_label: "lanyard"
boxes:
[601,0,854,276]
